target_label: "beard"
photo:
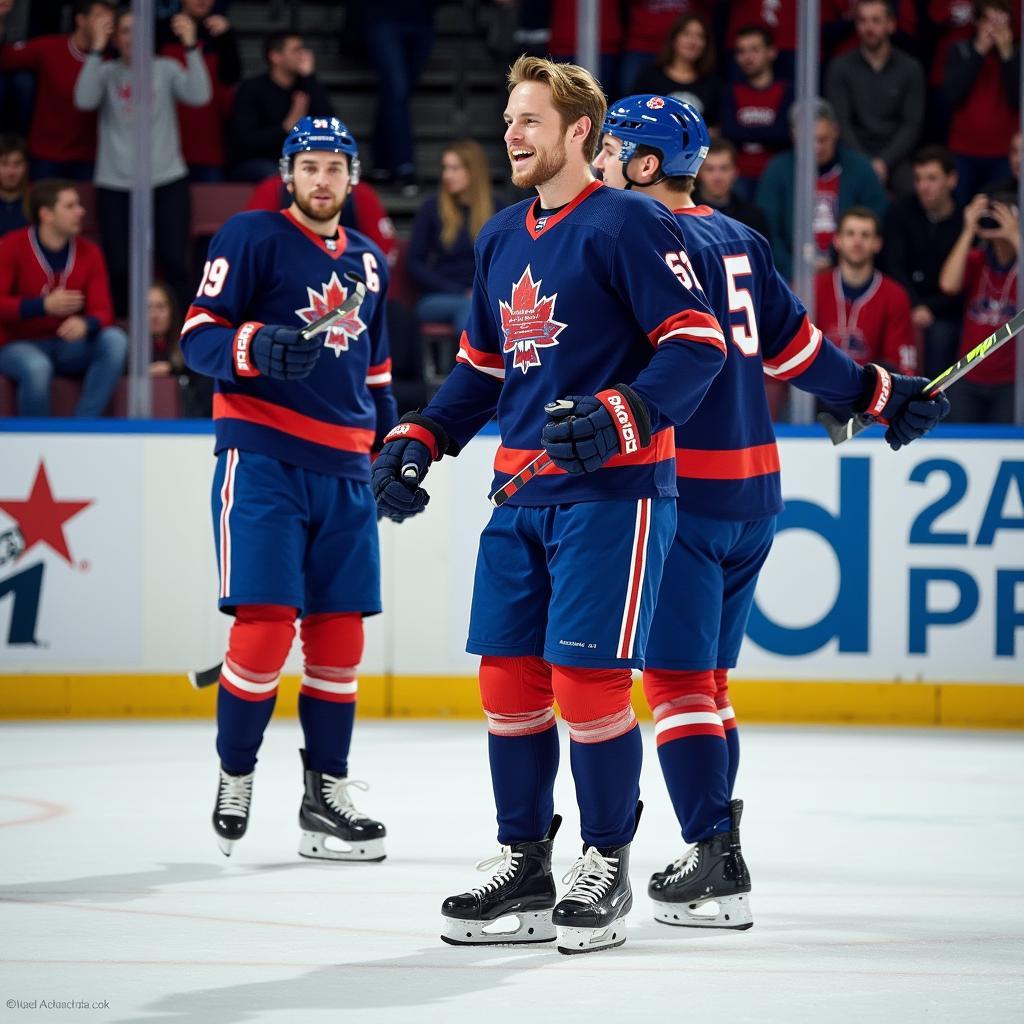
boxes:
[293,187,345,223]
[510,141,569,190]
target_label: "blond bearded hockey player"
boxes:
[373,58,728,954]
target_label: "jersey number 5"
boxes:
[722,254,759,356]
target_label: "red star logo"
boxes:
[295,271,367,356]
[499,265,567,374]
[0,462,92,565]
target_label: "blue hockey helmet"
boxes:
[280,116,360,184]
[602,94,710,179]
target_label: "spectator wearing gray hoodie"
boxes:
[74,6,210,315]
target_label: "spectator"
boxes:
[548,0,621,97]
[0,134,28,236]
[149,278,211,417]
[0,0,113,181]
[73,6,210,317]
[632,13,721,129]
[0,0,33,139]
[815,207,918,377]
[246,174,397,266]
[939,191,1018,421]
[724,0,798,81]
[944,0,1020,203]
[407,140,501,379]
[158,0,241,182]
[825,0,925,194]
[0,179,127,417]
[822,0,919,61]
[756,98,888,280]
[719,26,794,198]
[148,280,183,379]
[881,146,964,378]
[694,139,770,235]
[228,32,331,183]
[620,1,700,96]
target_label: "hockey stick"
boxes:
[817,307,1024,445]
[488,451,553,507]
[188,276,370,690]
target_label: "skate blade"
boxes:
[217,837,236,858]
[652,892,753,930]
[556,920,628,955]
[298,830,386,863]
[440,910,556,946]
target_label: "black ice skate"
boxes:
[440,815,562,946]
[213,766,254,857]
[553,803,642,955]
[648,798,753,930]
[297,748,387,862]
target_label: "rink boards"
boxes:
[0,421,1021,725]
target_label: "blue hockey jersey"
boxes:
[180,209,397,481]
[423,181,727,505]
[669,205,871,520]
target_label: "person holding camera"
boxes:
[939,191,1018,422]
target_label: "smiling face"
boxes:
[289,150,351,223]
[503,81,575,190]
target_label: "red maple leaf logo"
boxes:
[295,271,366,356]
[499,266,566,374]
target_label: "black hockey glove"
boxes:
[860,363,951,452]
[234,321,324,381]
[541,384,652,475]
[372,412,450,522]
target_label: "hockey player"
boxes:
[595,94,950,930]
[180,116,397,861]
[373,57,727,955]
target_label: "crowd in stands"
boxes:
[0,0,1019,422]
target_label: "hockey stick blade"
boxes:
[188,662,222,689]
[299,271,367,340]
[819,307,1024,445]
[489,451,553,507]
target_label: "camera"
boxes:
[978,209,1000,230]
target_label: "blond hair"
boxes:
[439,140,496,248]
[507,55,607,163]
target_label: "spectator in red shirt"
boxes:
[719,26,794,199]
[944,0,1020,203]
[0,133,28,237]
[158,0,241,182]
[0,179,126,416]
[0,0,114,182]
[815,206,918,375]
[725,0,798,81]
[939,191,1018,421]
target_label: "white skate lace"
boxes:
[560,847,617,906]
[217,769,253,818]
[666,846,700,883]
[469,846,523,896]
[322,777,372,823]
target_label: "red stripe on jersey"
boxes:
[649,309,727,354]
[456,331,505,375]
[494,428,675,476]
[181,304,232,337]
[280,209,348,259]
[656,722,727,746]
[366,357,392,388]
[214,393,375,453]
[763,316,823,379]
[675,442,780,480]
